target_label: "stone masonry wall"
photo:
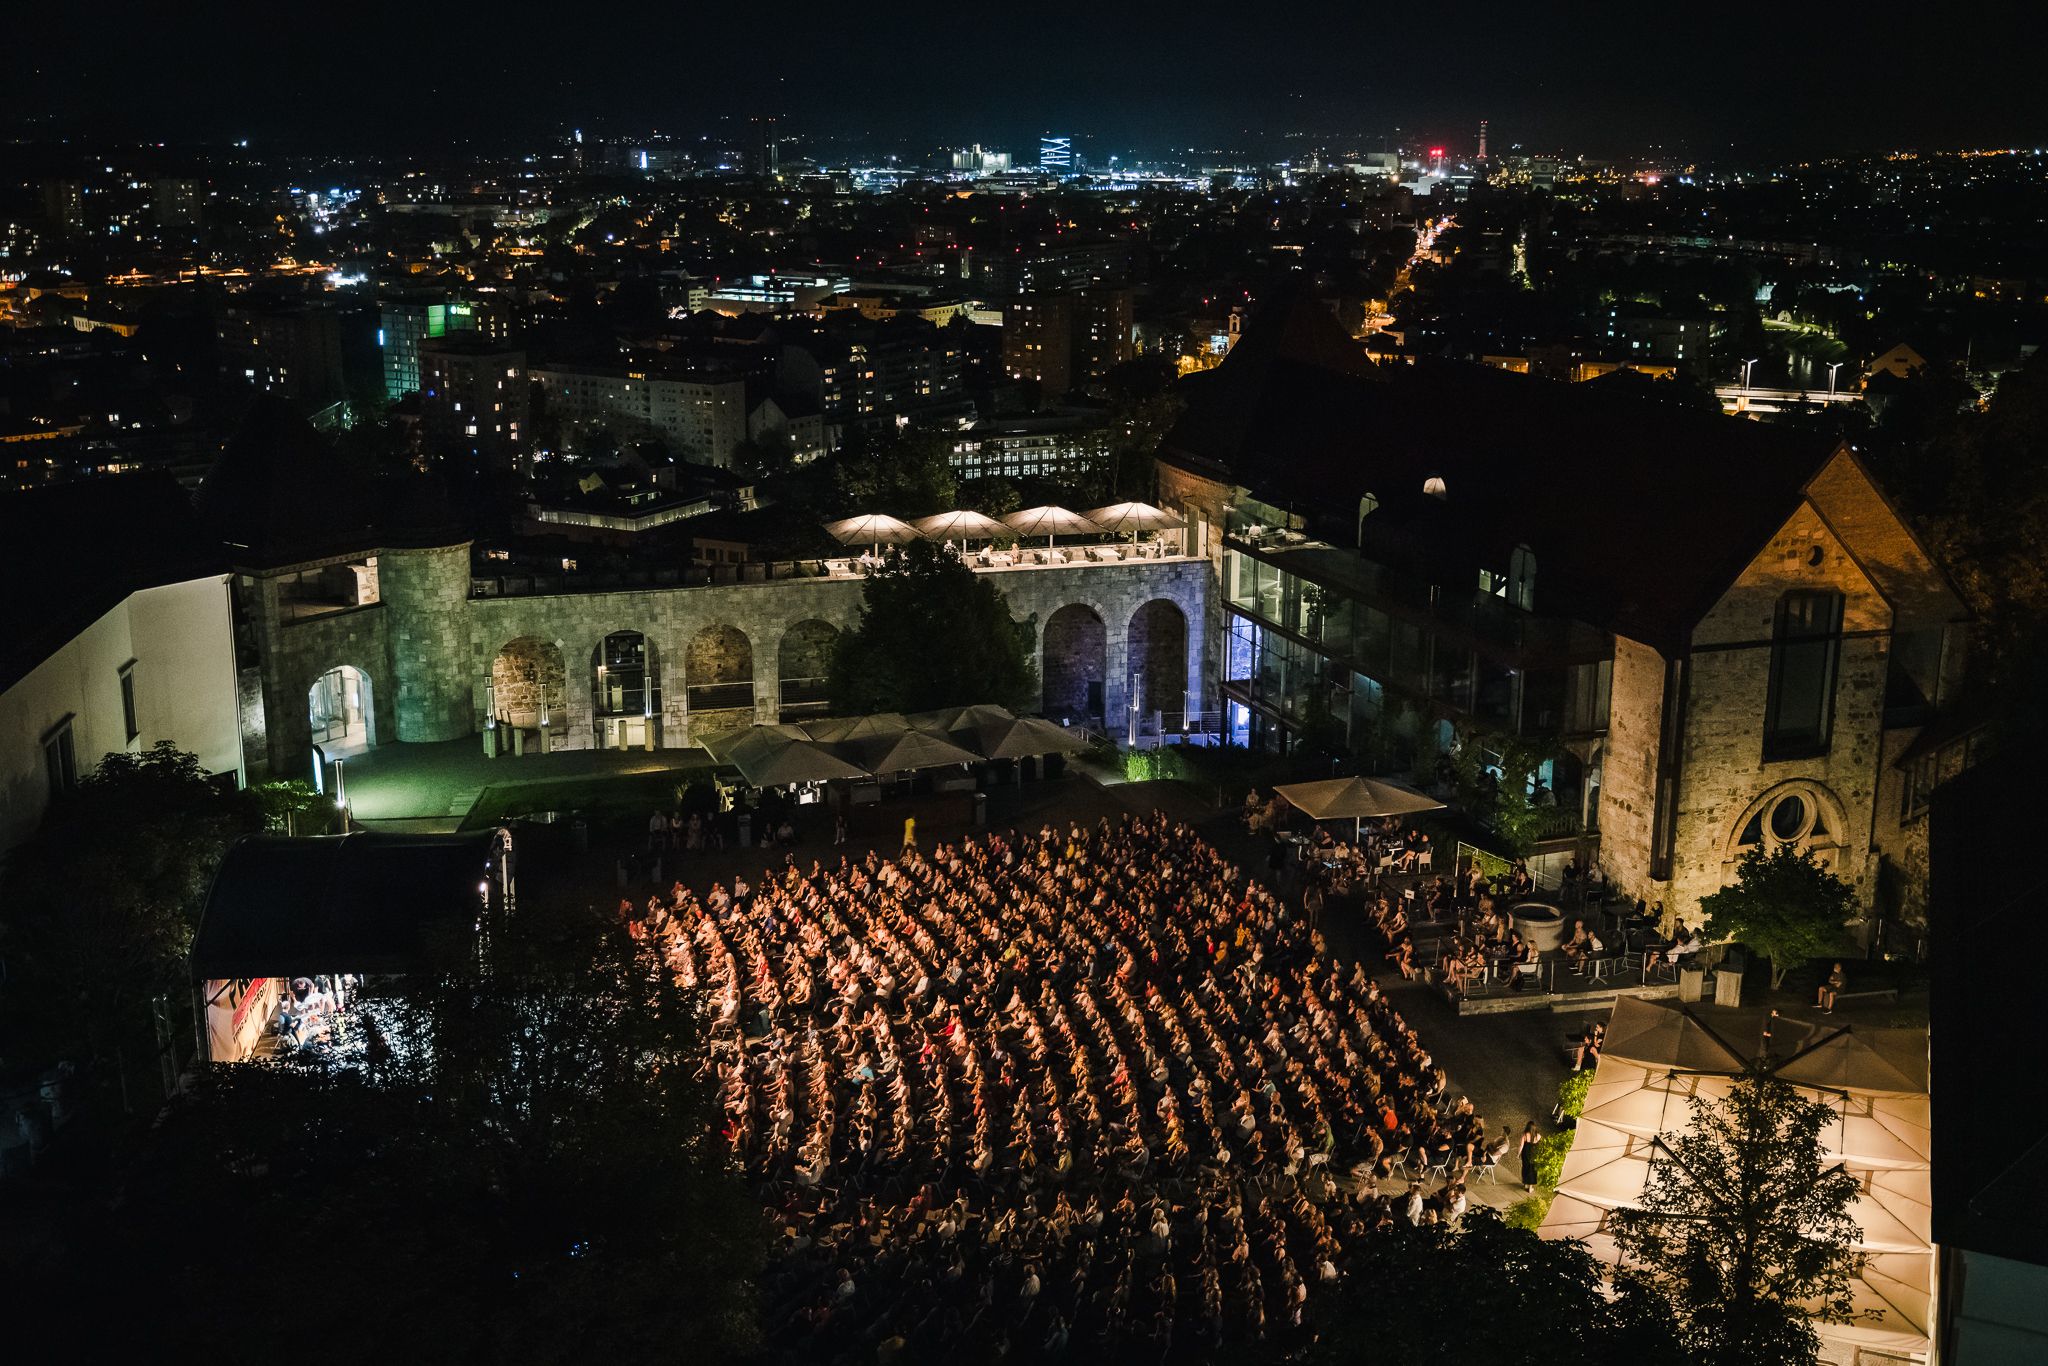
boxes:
[457,557,1209,751]
[245,572,394,779]
[1671,502,1892,920]
[1156,462,1232,715]
[379,543,475,743]
[1041,605,1108,718]
[1597,635,1667,903]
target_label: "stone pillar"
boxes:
[1104,619,1130,738]
[380,541,475,742]
[755,632,782,725]
[659,648,688,748]
[562,650,594,751]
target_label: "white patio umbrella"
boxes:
[1002,505,1100,549]
[824,514,921,556]
[1083,501,1186,543]
[1271,774,1444,841]
[913,510,1009,543]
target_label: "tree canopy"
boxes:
[828,541,1037,714]
[68,923,763,1359]
[1698,844,1856,986]
[1611,1066,1865,1366]
[0,742,263,1082]
[1293,1208,1684,1366]
[832,425,958,518]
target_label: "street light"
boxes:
[1827,361,1843,396]
[1740,357,1759,388]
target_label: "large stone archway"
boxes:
[307,663,376,753]
[490,636,567,734]
[1041,604,1107,723]
[686,623,756,738]
[591,628,660,749]
[778,619,839,715]
[1127,598,1189,729]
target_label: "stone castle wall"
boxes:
[1597,636,1667,904]
[450,557,1209,752]
[378,543,474,743]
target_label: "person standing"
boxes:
[835,812,848,848]
[647,808,667,851]
[1518,1120,1542,1189]
[902,814,917,852]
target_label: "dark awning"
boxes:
[190,830,505,980]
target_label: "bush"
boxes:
[1556,1068,1594,1120]
[1123,747,1192,783]
[1504,1195,1552,1231]
[1531,1131,1574,1189]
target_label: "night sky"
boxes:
[10,0,2045,155]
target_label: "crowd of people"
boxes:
[648,813,1491,1362]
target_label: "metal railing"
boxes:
[471,548,1193,600]
[780,675,831,710]
[686,682,756,712]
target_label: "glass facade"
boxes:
[1218,539,1614,760]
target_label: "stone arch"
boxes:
[686,623,755,714]
[1127,598,1189,729]
[1723,778,1850,879]
[308,663,376,753]
[591,628,661,748]
[490,636,567,732]
[1041,603,1107,723]
[778,618,840,715]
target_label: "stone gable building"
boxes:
[1157,287,1967,941]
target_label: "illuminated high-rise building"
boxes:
[1038,135,1072,174]
[753,116,782,178]
[1477,119,1489,160]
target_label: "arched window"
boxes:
[1764,590,1844,761]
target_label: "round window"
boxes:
[1769,792,1809,842]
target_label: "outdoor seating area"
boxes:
[822,501,1188,572]
[655,812,1492,1358]
[1242,781,1703,1013]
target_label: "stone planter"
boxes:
[1514,901,1566,954]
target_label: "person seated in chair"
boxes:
[1560,918,1593,970]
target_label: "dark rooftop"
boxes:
[0,471,226,693]
[1164,286,1841,654]
[190,830,504,979]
